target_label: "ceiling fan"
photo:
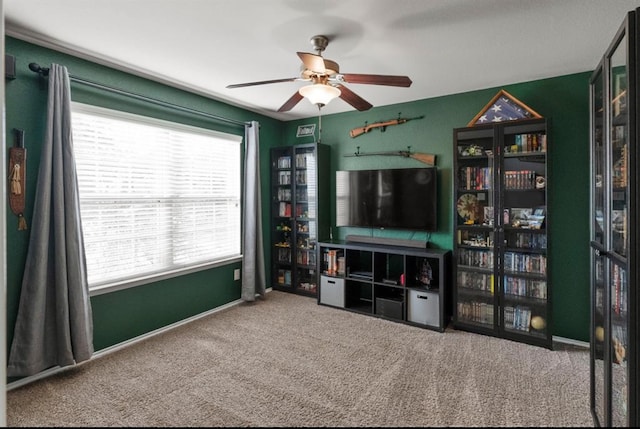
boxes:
[226,35,413,112]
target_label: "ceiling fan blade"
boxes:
[336,84,373,111]
[226,77,298,89]
[278,91,305,112]
[340,73,412,87]
[297,52,326,73]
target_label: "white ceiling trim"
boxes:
[5,23,260,117]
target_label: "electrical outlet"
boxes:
[234,269,241,281]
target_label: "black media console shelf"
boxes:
[318,240,452,332]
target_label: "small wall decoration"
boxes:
[296,124,316,138]
[8,128,27,230]
[468,89,542,126]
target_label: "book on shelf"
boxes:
[503,276,547,299]
[457,301,494,325]
[277,187,291,202]
[297,249,317,266]
[278,170,291,185]
[459,166,492,190]
[531,280,547,299]
[612,264,628,315]
[324,249,344,275]
[277,269,292,285]
[506,306,532,332]
[508,133,546,154]
[295,170,308,185]
[278,202,292,217]
[457,270,494,294]
[277,156,291,169]
[503,252,547,275]
[295,152,314,169]
[504,170,536,190]
[512,232,546,250]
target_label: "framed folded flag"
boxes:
[468,89,542,126]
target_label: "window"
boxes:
[71,102,242,291]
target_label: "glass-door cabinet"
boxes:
[293,146,320,294]
[453,118,550,349]
[272,147,294,291]
[270,143,329,297]
[589,8,638,427]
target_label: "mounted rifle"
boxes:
[350,114,424,138]
[344,146,436,166]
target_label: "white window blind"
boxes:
[71,102,242,290]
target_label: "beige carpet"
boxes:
[7,290,593,427]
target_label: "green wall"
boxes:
[5,35,591,384]
[4,37,283,365]
[282,74,591,342]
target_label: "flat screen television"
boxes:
[336,167,438,231]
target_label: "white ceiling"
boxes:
[5,0,640,121]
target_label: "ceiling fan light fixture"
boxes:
[299,83,341,107]
[227,34,411,113]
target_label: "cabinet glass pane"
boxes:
[608,34,628,258]
[590,62,607,427]
[501,126,547,340]
[454,132,496,328]
[592,67,605,246]
[272,148,293,289]
[501,248,548,339]
[295,147,317,219]
[610,261,629,426]
[295,219,317,293]
[606,30,630,426]
[592,251,606,426]
[293,147,318,293]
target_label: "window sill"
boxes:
[89,255,243,297]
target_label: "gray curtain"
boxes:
[241,121,266,301]
[7,64,94,377]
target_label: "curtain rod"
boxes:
[28,63,251,128]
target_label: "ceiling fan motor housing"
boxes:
[310,35,329,54]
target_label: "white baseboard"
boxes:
[552,335,589,349]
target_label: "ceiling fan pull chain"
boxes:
[317,104,323,143]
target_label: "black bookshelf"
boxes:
[589,8,639,427]
[318,240,451,332]
[270,143,329,297]
[452,118,551,349]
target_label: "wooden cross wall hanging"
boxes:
[8,128,27,230]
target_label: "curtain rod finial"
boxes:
[28,62,49,76]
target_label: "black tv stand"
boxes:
[318,240,452,332]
